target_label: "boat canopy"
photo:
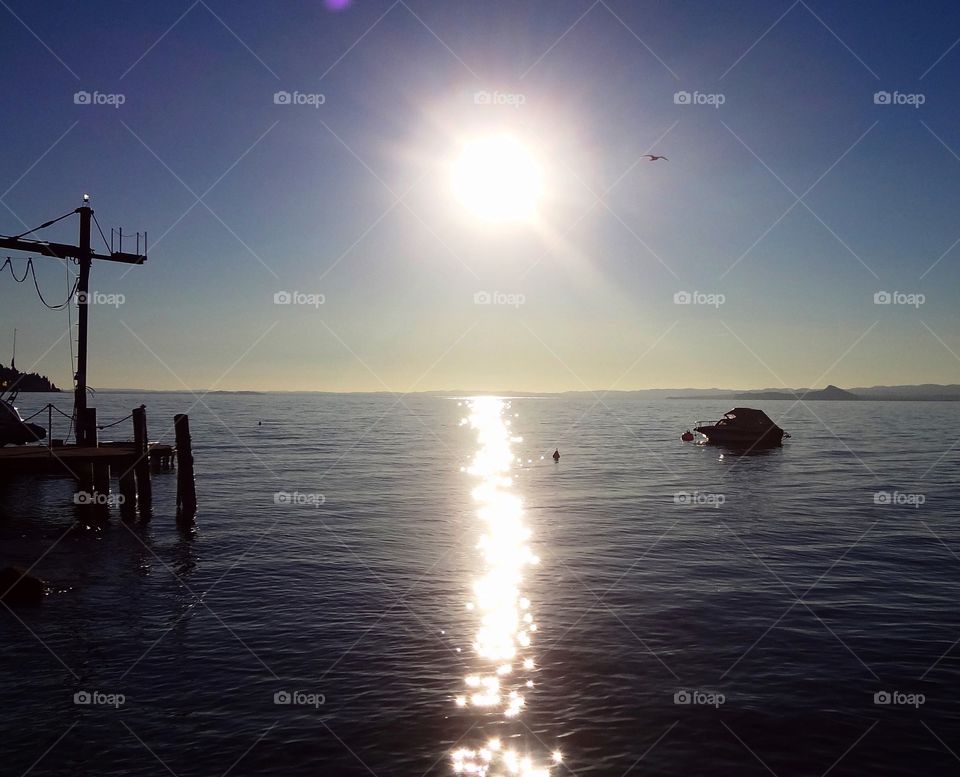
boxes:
[724,408,777,426]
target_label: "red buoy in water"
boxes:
[681,430,694,442]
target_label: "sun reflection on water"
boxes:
[452,397,560,777]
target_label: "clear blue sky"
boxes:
[2,0,959,391]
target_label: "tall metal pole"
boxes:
[75,203,92,444]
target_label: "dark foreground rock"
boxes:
[0,566,46,605]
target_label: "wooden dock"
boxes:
[0,442,174,477]
[0,405,195,520]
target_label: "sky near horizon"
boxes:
[1,0,960,393]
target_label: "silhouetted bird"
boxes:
[644,155,668,161]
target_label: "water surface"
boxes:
[1,393,959,775]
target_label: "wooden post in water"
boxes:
[93,463,110,502]
[73,408,98,506]
[76,463,95,503]
[174,414,197,518]
[118,460,137,518]
[77,407,97,447]
[132,405,152,512]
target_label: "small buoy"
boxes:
[552,449,560,461]
[681,430,694,442]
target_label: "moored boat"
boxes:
[694,407,787,448]
[0,394,46,446]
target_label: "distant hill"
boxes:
[422,385,960,401]
[851,384,960,401]
[666,384,960,401]
[0,363,60,392]
[732,385,858,401]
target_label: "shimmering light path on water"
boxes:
[452,398,558,776]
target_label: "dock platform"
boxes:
[0,443,175,477]
[0,405,193,519]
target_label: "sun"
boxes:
[450,134,543,224]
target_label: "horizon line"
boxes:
[19,382,960,396]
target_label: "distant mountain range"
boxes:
[414,384,960,401]
[470,384,959,401]
[79,384,960,400]
[663,384,960,401]
[0,363,60,393]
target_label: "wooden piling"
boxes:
[93,464,110,500]
[77,407,98,447]
[132,406,152,511]
[76,463,95,501]
[174,414,197,517]
[118,461,137,518]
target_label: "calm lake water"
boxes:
[1,392,959,775]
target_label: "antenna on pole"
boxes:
[11,327,15,371]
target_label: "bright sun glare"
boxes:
[451,134,543,224]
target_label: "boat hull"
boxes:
[0,421,46,446]
[694,425,784,448]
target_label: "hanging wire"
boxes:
[21,406,131,431]
[52,403,75,443]
[1,256,79,309]
[20,404,49,421]
[18,403,81,447]
[97,412,133,430]
[1,256,30,282]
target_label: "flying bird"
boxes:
[643,154,668,161]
